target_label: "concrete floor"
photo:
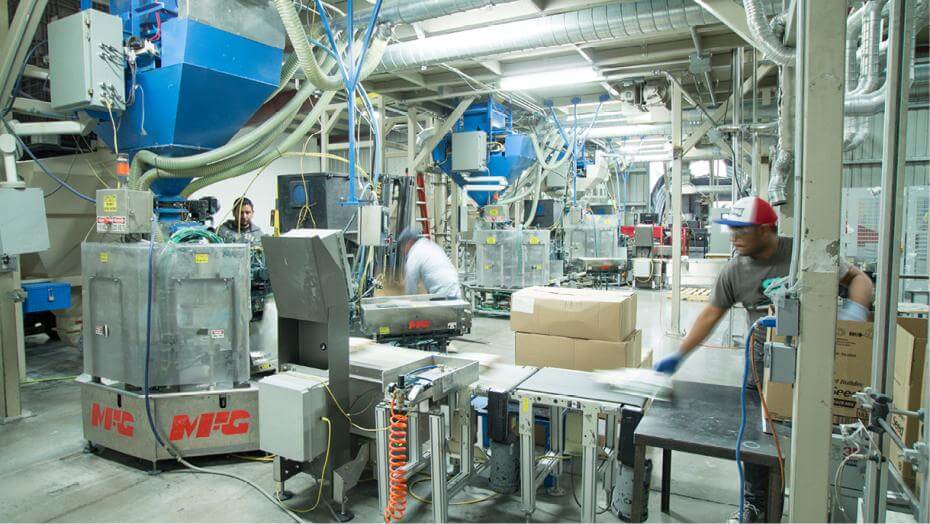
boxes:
[0,289,756,523]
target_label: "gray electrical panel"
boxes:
[258,371,329,462]
[95,188,153,234]
[49,9,125,112]
[0,187,50,256]
[452,131,487,172]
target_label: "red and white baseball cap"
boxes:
[714,196,778,227]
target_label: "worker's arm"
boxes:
[679,304,729,355]
[838,264,874,320]
[654,304,728,374]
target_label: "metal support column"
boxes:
[670,81,683,336]
[375,404,390,512]
[519,398,535,517]
[580,407,599,523]
[0,257,26,422]
[731,48,743,202]
[406,107,418,175]
[548,406,564,494]
[863,0,913,520]
[922,178,930,523]
[320,112,330,172]
[788,1,847,521]
[429,412,449,524]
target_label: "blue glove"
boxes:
[653,353,684,375]
[838,300,869,321]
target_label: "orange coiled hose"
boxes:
[384,400,409,524]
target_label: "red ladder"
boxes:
[414,172,431,238]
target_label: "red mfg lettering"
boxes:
[168,410,250,441]
[89,402,135,437]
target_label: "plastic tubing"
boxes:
[129,80,318,188]
[272,0,387,91]
[181,90,338,196]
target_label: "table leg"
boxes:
[580,408,598,523]
[766,465,783,523]
[429,413,448,524]
[661,448,671,514]
[630,444,646,523]
[518,397,535,518]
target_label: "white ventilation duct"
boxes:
[345,0,521,28]
[744,0,795,66]
[377,0,783,72]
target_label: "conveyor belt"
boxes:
[515,367,648,408]
[470,364,539,395]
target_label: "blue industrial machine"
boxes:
[431,99,536,207]
[92,1,285,219]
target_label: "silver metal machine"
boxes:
[79,191,259,463]
[359,294,472,352]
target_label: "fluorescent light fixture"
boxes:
[500,67,602,91]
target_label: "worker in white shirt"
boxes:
[397,228,462,298]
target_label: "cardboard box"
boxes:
[510,287,637,342]
[762,320,874,424]
[889,318,928,492]
[514,330,642,372]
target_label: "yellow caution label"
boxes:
[529,236,539,245]
[488,208,499,216]
[522,398,529,413]
[102,194,118,213]
[379,326,391,335]
[194,253,209,264]
[483,264,492,270]
[486,236,496,245]
[99,252,109,263]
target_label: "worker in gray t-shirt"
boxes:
[653,196,874,523]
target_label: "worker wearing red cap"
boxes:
[654,196,874,523]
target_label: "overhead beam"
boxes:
[411,97,475,171]
[682,63,776,153]
[478,60,502,75]
[691,0,763,51]
[592,33,747,68]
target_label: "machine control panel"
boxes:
[95,188,153,234]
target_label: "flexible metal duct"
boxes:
[376,0,793,72]
[744,0,794,66]
[345,0,521,28]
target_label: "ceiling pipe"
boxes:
[339,0,521,29]
[376,0,783,73]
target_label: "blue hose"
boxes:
[143,217,164,447]
[737,316,776,523]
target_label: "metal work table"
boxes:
[630,381,785,523]
[469,363,539,396]
[511,367,650,522]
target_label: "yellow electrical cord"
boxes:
[321,382,389,433]
[105,99,119,156]
[288,417,332,513]
[407,476,497,506]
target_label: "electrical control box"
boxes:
[451,131,488,172]
[258,371,329,462]
[358,205,386,246]
[95,188,153,234]
[49,9,125,112]
[0,187,50,256]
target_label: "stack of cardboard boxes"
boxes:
[510,287,645,371]
[762,315,928,493]
[763,319,875,425]
[889,318,928,492]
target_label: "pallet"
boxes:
[665,287,712,302]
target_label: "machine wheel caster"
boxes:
[276,490,294,501]
[333,509,354,522]
[147,461,162,476]
[83,441,98,454]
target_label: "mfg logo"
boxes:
[90,402,135,437]
[168,410,251,441]
[408,319,431,330]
